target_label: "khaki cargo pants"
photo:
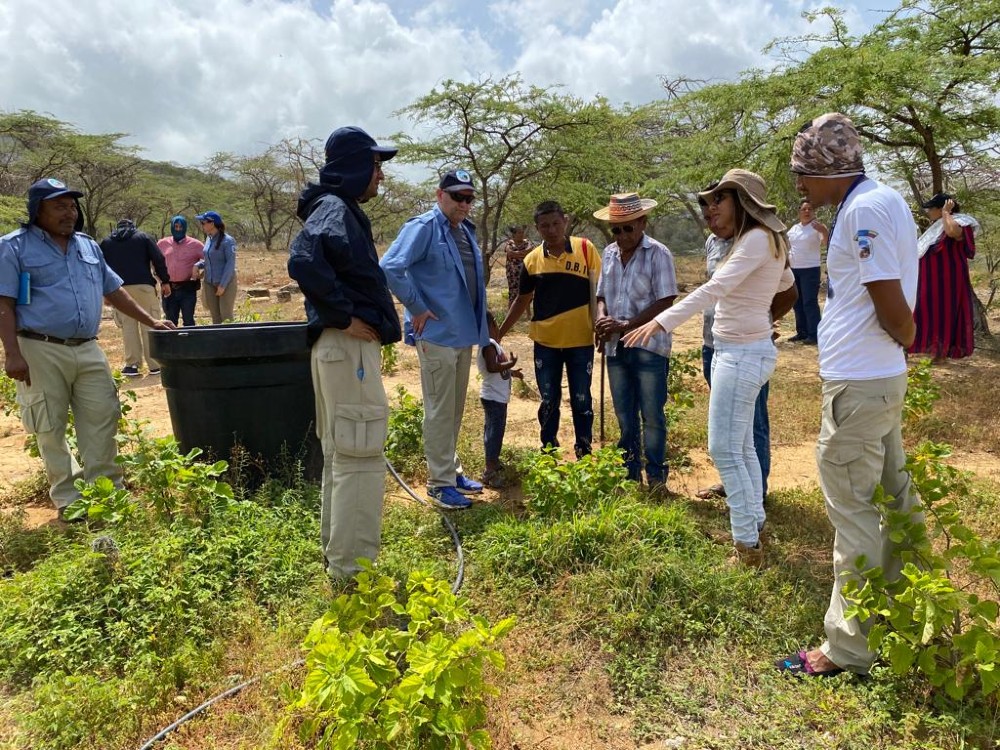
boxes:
[816,372,921,673]
[312,328,388,580]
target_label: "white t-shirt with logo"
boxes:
[818,180,918,381]
[786,222,823,269]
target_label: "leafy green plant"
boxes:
[519,446,628,519]
[120,435,234,522]
[0,370,17,417]
[63,476,137,525]
[386,385,424,476]
[381,343,400,375]
[904,358,940,423]
[666,349,699,466]
[286,564,514,750]
[844,441,1000,701]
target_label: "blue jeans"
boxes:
[702,345,770,498]
[792,266,822,340]
[481,398,507,465]
[162,282,199,327]
[707,338,777,546]
[606,344,668,483]
[534,343,593,457]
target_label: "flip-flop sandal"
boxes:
[695,483,726,500]
[775,650,845,678]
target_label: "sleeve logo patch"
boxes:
[855,229,878,261]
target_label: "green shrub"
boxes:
[386,385,424,477]
[286,564,514,750]
[381,343,400,375]
[519,446,628,519]
[844,441,1000,702]
[904,358,940,423]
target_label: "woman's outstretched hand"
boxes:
[622,319,665,348]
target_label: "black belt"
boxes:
[17,330,96,347]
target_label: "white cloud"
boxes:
[0,0,875,167]
[508,0,827,106]
[0,0,496,165]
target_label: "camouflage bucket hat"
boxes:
[791,113,865,177]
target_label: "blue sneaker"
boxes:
[428,486,472,509]
[455,474,483,495]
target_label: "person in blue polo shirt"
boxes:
[0,178,176,518]
[380,169,489,510]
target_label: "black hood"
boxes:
[297,182,357,221]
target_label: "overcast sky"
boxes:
[0,0,884,168]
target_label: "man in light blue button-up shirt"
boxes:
[0,178,175,516]
[380,170,489,510]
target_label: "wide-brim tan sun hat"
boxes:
[697,169,786,235]
[593,192,658,222]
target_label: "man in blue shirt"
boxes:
[380,170,489,510]
[0,178,176,518]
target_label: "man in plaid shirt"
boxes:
[593,193,678,488]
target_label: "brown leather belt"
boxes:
[17,330,96,347]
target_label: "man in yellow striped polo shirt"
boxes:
[498,200,600,457]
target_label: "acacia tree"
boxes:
[207,147,298,251]
[656,0,1000,342]
[391,75,598,280]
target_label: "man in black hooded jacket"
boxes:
[288,126,401,582]
[100,219,171,376]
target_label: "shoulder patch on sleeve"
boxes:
[854,229,878,261]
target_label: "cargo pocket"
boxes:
[18,392,53,435]
[334,403,388,457]
[422,358,444,397]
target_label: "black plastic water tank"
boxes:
[148,322,322,483]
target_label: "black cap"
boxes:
[324,126,397,164]
[920,192,952,210]
[438,169,475,193]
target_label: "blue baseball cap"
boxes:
[26,178,84,230]
[195,211,223,226]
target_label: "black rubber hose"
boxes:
[136,458,465,749]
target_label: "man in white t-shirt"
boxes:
[778,112,920,679]
[785,198,828,345]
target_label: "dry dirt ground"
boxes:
[2,248,999,750]
[0,290,1000,524]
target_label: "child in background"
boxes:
[479,311,522,488]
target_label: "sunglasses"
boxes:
[449,193,475,204]
[610,225,637,235]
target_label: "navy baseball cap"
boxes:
[439,169,475,193]
[195,211,223,225]
[28,177,83,203]
[324,126,397,164]
[27,178,84,229]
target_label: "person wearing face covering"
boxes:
[100,219,171,376]
[157,216,205,327]
[0,178,175,519]
[287,126,401,583]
